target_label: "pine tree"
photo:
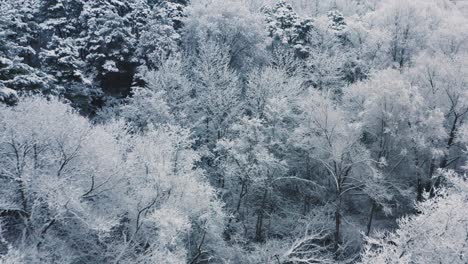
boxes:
[263,0,313,57]
[0,0,57,95]
[328,10,346,32]
[79,0,137,97]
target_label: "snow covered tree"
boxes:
[183,0,269,72]
[0,86,18,106]
[365,0,454,69]
[36,0,99,109]
[189,42,242,146]
[345,69,446,202]
[213,65,312,246]
[0,0,57,95]
[114,124,226,263]
[0,96,121,262]
[263,0,313,57]
[79,0,137,97]
[37,0,83,39]
[129,41,241,144]
[118,86,171,130]
[428,11,468,56]
[408,53,468,192]
[344,69,449,242]
[360,170,468,264]
[217,116,287,242]
[327,10,347,33]
[291,90,388,255]
[0,96,226,263]
[137,1,185,69]
[0,57,56,96]
[139,55,191,124]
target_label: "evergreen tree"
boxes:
[79,0,137,97]
[263,0,313,57]
[328,10,347,33]
[0,0,57,95]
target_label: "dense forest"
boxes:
[0,0,467,263]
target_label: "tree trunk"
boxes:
[414,148,424,202]
[255,188,268,242]
[236,181,247,213]
[302,195,310,215]
[417,178,424,202]
[334,195,342,253]
[366,201,376,236]
[255,212,264,242]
